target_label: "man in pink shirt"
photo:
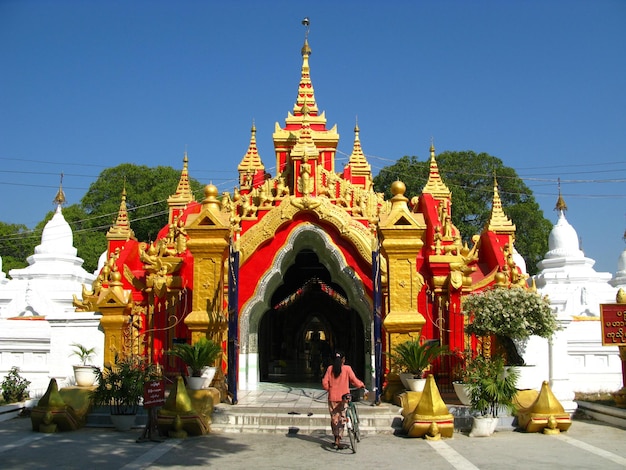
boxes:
[322,351,365,449]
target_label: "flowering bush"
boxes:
[91,355,160,415]
[463,287,557,339]
[462,286,558,365]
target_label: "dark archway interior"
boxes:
[259,249,365,384]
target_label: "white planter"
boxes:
[110,414,136,431]
[399,373,413,389]
[405,377,426,392]
[201,366,217,387]
[73,365,98,387]
[186,376,206,390]
[186,366,217,390]
[453,382,471,406]
[469,416,497,437]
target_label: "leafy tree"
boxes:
[373,151,552,274]
[0,222,39,274]
[76,164,204,270]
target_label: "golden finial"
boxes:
[53,173,66,206]
[430,136,435,154]
[301,17,311,56]
[555,178,567,212]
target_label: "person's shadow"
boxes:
[285,428,341,452]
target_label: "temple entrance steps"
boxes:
[210,384,403,434]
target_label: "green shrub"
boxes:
[1,366,31,403]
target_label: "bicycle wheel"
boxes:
[346,409,357,453]
[351,404,361,442]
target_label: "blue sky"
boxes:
[0,0,624,274]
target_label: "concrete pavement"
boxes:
[2,413,626,469]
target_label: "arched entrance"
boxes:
[238,223,372,391]
[258,250,365,383]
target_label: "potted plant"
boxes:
[451,349,472,406]
[91,355,160,431]
[1,366,30,404]
[462,286,558,366]
[464,354,518,437]
[166,337,222,390]
[69,343,98,387]
[392,336,448,392]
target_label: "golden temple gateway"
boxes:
[76,30,528,402]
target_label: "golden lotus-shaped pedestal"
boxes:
[516,381,572,434]
[157,376,212,437]
[401,375,454,439]
[30,379,92,432]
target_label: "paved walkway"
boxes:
[2,414,626,469]
[2,385,626,469]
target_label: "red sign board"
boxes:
[143,380,165,408]
[600,304,626,346]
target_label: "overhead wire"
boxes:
[0,149,623,245]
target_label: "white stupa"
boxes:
[610,232,626,289]
[531,191,620,412]
[0,185,102,395]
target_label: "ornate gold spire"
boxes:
[486,175,516,233]
[53,173,66,206]
[237,122,265,173]
[421,142,451,199]
[106,184,134,241]
[554,178,567,212]
[290,115,319,161]
[285,19,326,127]
[168,151,195,206]
[346,121,372,175]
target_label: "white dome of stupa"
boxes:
[545,210,584,259]
[611,246,626,288]
[513,246,527,274]
[34,205,77,257]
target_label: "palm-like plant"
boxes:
[392,337,449,378]
[69,343,96,366]
[91,355,160,415]
[464,355,518,418]
[166,337,222,377]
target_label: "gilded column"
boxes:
[378,181,427,353]
[96,269,133,366]
[184,185,231,344]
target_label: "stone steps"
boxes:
[210,401,404,435]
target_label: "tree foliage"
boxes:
[0,164,204,276]
[373,151,552,274]
[81,164,204,243]
[0,222,39,273]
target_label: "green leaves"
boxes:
[392,337,449,376]
[462,286,558,341]
[91,355,160,415]
[69,343,96,366]
[166,338,222,376]
[464,355,518,417]
[373,150,552,275]
[1,367,30,403]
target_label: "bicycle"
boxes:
[341,391,364,453]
